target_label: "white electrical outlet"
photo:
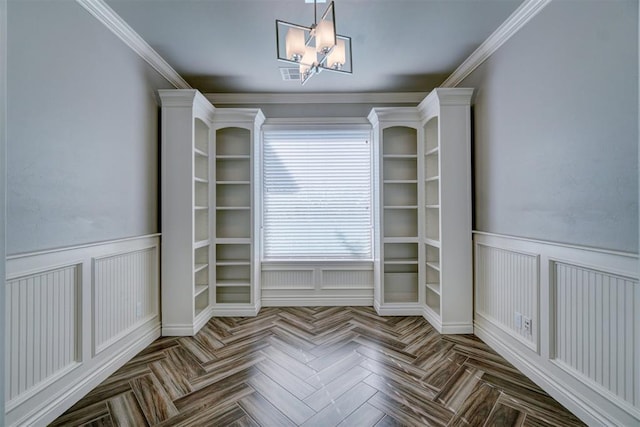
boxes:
[136,302,142,318]
[514,312,522,329]
[523,317,532,334]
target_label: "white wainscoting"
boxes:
[473,232,639,426]
[5,235,160,427]
[261,261,374,306]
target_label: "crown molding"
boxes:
[205,92,427,105]
[75,0,190,89]
[442,0,551,88]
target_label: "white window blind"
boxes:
[262,128,373,260]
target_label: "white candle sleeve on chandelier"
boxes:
[285,27,306,61]
[326,38,345,69]
[314,19,335,54]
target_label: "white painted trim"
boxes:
[373,303,423,317]
[473,232,640,426]
[262,296,373,307]
[475,321,614,427]
[211,302,261,317]
[75,0,190,89]
[7,233,161,260]
[473,231,638,259]
[442,0,551,88]
[16,323,160,427]
[5,235,161,426]
[205,92,428,105]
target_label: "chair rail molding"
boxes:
[473,231,639,426]
[5,234,161,427]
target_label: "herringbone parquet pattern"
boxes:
[52,307,585,426]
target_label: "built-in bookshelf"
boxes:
[376,118,422,311]
[212,110,265,316]
[418,88,474,334]
[159,89,216,336]
[369,89,473,332]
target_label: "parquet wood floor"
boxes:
[52,307,585,426]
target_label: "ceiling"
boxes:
[106,0,523,94]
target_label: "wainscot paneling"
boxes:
[473,232,639,426]
[6,265,80,406]
[552,261,638,407]
[475,244,539,350]
[5,235,160,427]
[261,262,374,306]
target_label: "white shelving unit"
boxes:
[159,89,216,336]
[369,108,423,315]
[212,109,265,316]
[369,88,473,333]
[419,88,474,334]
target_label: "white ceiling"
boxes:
[106,0,523,93]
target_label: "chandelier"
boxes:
[276,0,353,85]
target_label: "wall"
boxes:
[462,0,638,253]
[5,1,173,424]
[1,0,7,424]
[463,1,639,425]
[7,0,173,255]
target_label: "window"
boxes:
[262,127,373,260]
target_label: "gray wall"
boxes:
[462,0,638,253]
[7,0,173,254]
[1,0,6,421]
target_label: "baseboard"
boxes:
[5,235,161,426]
[261,296,374,307]
[474,320,621,426]
[374,303,423,316]
[473,232,639,426]
[211,302,261,317]
[13,322,160,426]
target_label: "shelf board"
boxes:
[216,280,251,287]
[194,263,208,273]
[426,261,441,271]
[216,206,250,210]
[425,204,440,209]
[194,177,209,184]
[425,147,439,156]
[426,283,441,295]
[216,259,250,266]
[194,205,209,211]
[383,292,419,304]
[216,154,250,159]
[383,180,418,184]
[384,205,418,210]
[424,238,441,248]
[425,176,440,182]
[215,237,251,244]
[384,237,419,243]
[384,258,419,265]
[424,301,441,317]
[216,180,250,185]
[194,284,209,297]
[194,148,209,157]
[383,154,417,159]
[194,239,210,249]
